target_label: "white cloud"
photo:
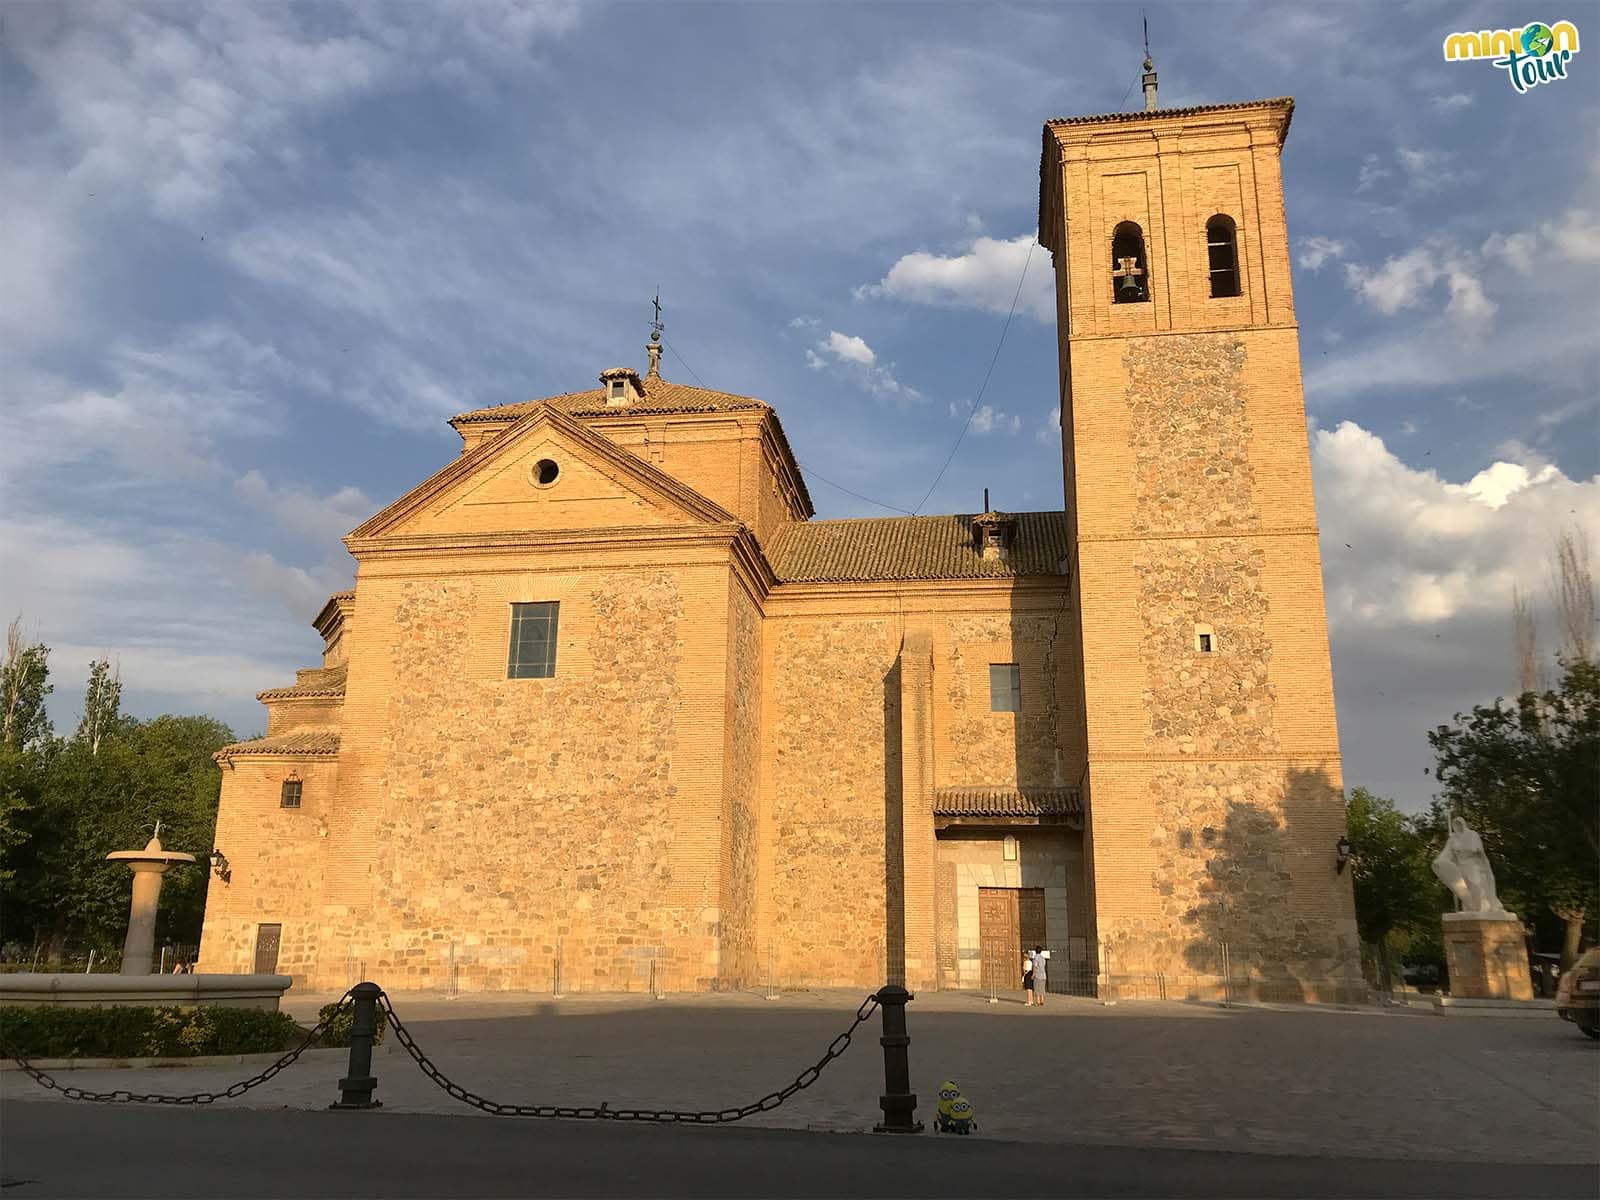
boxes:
[1430,92,1474,113]
[1315,421,1598,628]
[5,2,580,222]
[820,331,876,367]
[1036,406,1061,444]
[1321,199,1599,406]
[805,331,923,402]
[234,471,375,549]
[1313,421,1600,807]
[0,174,82,352]
[0,509,332,726]
[0,325,323,486]
[237,551,353,623]
[1356,154,1390,193]
[788,315,821,329]
[857,234,1053,322]
[1395,146,1459,192]
[1296,236,1347,271]
[968,405,1021,436]
[1342,242,1494,328]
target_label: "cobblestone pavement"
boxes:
[5,988,1595,1165]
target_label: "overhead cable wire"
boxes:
[910,238,1036,515]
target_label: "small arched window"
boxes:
[1111,221,1149,304]
[1206,215,1240,298]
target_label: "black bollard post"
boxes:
[330,981,384,1110]
[872,984,922,1133]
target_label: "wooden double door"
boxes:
[979,887,1046,991]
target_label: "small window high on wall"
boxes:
[1206,215,1240,298]
[1111,222,1149,304]
[989,663,1022,712]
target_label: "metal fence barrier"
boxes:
[0,980,924,1133]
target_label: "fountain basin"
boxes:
[0,973,292,1011]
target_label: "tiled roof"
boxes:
[452,380,769,424]
[934,787,1083,817]
[256,665,347,702]
[214,730,340,763]
[1045,97,1294,141]
[765,512,1068,583]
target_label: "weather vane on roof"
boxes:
[1142,11,1159,111]
[647,288,665,379]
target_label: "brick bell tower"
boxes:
[1038,80,1362,1001]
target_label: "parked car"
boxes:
[1554,947,1600,1039]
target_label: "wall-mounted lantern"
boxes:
[1335,835,1353,874]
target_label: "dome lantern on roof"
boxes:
[599,366,643,407]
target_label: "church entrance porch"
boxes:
[933,826,1086,991]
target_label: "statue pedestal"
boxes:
[1442,913,1533,1001]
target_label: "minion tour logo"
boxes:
[1443,20,1581,93]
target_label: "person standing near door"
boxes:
[1028,945,1048,1006]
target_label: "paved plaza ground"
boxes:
[4,987,1597,1195]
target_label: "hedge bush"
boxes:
[0,1004,303,1059]
[314,1000,387,1047]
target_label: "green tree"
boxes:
[75,659,122,755]
[1344,787,1435,990]
[1,713,233,959]
[1429,658,1600,971]
[1,617,52,751]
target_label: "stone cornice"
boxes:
[730,526,777,608]
[347,522,748,561]
[756,413,814,520]
[348,403,740,545]
[1077,526,1320,543]
[765,575,1069,611]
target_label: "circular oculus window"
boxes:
[531,458,560,487]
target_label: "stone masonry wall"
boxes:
[1135,540,1279,756]
[363,570,709,991]
[199,756,336,983]
[1125,335,1258,534]
[1102,761,1355,987]
[944,614,1060,787]
[768,619,898,986]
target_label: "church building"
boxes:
[199,89,1362,1002]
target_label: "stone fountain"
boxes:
[0,825,291,1012]
[105,824,195,975]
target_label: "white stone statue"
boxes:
[1432,817,1512,919]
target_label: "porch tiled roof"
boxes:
[766,512,1068,583]
[933,787,1083,817]
[256,665,347,702]
[214,730,340,763]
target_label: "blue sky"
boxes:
[2,1,1596,810]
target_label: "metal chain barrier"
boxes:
[0,991,355,1106]
[379,989,881,1123]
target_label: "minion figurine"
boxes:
[934,1079,977,1135]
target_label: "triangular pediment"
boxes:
[349,405,738,542]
